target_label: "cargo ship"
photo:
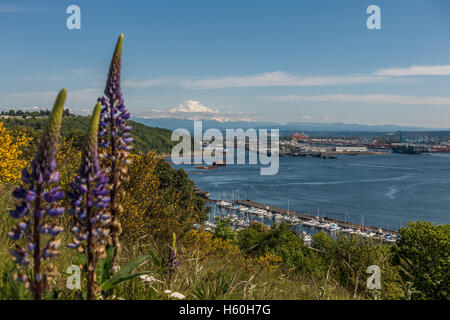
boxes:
[391,144,426,154]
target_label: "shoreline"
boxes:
[198,194,399,236]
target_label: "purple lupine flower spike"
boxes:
[8,89,67,300]
[105,34,123,104]
[167,233,178,275]
[69,102,111,300]
[98,34,133,265]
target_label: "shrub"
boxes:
[394,220,450,300]
[213,218,237,242]
[312,232,404,299]
[120,152,208,244]
[0,122,32,184]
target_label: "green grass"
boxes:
[3,182,445,300]
[0,185,357,300]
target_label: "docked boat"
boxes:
[328,223,341,232]
[321,153,337,159]
[238,205,249,212]
[216,200,232,208]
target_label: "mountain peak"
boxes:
[170,100,218,114]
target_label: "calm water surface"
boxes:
[173,152,450,230]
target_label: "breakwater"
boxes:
[204,197,398,236]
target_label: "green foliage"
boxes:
[128,121,175,155]
[154,158,209,227]
[2,116,175,154]
[94,245,152,295]
[312,232,404,299]
[238,221,325,276]
[214,218,237,242]
[394,220,450,300]
[237,221,268,251]
[191,269,236,300]
[99,247,115,287]
[100,255,151,292]
[0,272,32,300]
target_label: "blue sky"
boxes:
[2,0,450,127]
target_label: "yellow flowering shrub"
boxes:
[0,122,33,184]
[56,138,81,192]
[257,252,283,272]
[120,151,160,239]
[120,151,208,243]
[184,229,241,259]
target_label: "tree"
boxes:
[63,108,71,117]
[214,218,237,242]
[238,221,322,275]
[394,221,450,299]
[238,221,268,252]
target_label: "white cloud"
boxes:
[123,64,450,90]
[184,72,382,89]
[7,88,102,112]
[124,71,383,89]
[374,65,450,77]
[269,94,450,105]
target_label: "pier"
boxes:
[203,197,399,237]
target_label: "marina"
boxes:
[196,191,400,244]
[179,151,450,232]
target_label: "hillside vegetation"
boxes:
[1,32,448,301]
[1,115,449,300]
[1,115,175,154]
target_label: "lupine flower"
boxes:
[97,34,133,263]
[68,102,111,300]
[8,89,67,300]
[167,233,178,274]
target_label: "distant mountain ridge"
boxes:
[134,117,448,132]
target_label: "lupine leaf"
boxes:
[148,249,162,268]
[99,246,115,284]
[100,255,150,291]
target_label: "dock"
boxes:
[204,197,398,236]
